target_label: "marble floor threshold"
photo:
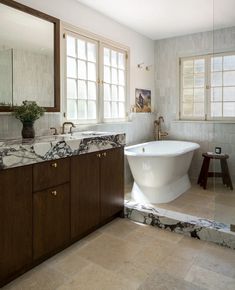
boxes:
[125,182,235,250]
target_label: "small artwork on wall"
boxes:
[135,88,151,112]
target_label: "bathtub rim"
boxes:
[124,140,200,157]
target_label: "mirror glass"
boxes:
[0,3,54,107]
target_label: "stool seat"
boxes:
[202,153,229,160]
[198,152,233,190]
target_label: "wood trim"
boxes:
[0,0,61,112]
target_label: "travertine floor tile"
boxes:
[159,255,194,279]
[126,182,235,224]
[2,218,235,290]
[185,265,235,290]
[194,242,235,278]
[138,270,205,290]
[77,232,141,271]
[3,263,69,290]
[57,263,138,290]
[100,217,140,238]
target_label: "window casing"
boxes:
[64,30,128,124]
[180,52,235,121]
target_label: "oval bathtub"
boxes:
[125,140,200,204]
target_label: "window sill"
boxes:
[173,119,235,124]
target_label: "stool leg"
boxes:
[202,157,210,190]
[198,157,206,185]
[221,159,233,190]
[220,159,227,185]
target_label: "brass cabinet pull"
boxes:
[51,162,58,168]
[51,190,57,196]
[97,153,101,158]
[102,152,107,157]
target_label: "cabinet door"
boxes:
[100,147,124,221]
[71,153,100,240]
[33,183,70,260]
[0,166,32,284]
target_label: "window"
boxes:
[180,52,235,120]
[103,47,126,120]
[65,32,128,123]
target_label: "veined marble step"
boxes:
[124,199,235,250]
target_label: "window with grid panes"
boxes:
[65,32,128,123]
[180,52,235,120]
[66,35,98,121]
[103,47,126,120]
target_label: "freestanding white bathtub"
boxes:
[125,140,200,204]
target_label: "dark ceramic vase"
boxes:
[22,121,35,139]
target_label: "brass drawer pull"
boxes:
[51,190,57,196]
[97,153,101,158]
[51,162,58,168]
[102,152,107,157]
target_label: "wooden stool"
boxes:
[197,153,233,190]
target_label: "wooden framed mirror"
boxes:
[0,0,60,112]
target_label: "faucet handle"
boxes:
[69,124,76,134]
[50,127,58,135]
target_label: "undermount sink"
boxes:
[31,131,111,157]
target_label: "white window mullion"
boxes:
[205,54,211,120]
[99,42,104,123]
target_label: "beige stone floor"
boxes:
[126,180,235,225]
[3,218,235,290]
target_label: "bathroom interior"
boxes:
[1,0,235,289]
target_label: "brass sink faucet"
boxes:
[154,116,168,140]
[62,122,76,134]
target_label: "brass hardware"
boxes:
[51,162,58,168]
[50,127,58,135]
[51,190,57,196]
[62,122,76,134]
[97,153,101,158]
[102,152,107,157]
[154,116,168,140]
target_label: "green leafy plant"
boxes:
[12,100,45,123]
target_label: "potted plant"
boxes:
[12,101,45,139]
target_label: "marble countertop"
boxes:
[0,131,126,170]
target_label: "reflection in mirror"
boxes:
[0,2,54,108]
[0,48,12,106]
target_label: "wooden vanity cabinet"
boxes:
[0,146,124,287]
[71,152,100,240]
[33,183,70,260]
[0,166,33,285]
[33,159,71,260]
[100,147,124,222]
[71,147,124,238]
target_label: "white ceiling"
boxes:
[76,0,235,40]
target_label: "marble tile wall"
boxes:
[155,26,235,182]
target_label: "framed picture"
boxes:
[135,88,151,112]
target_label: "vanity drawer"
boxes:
[33,158,70,192]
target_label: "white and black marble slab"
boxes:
[125,199,235,249]
[0,132,125,170]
